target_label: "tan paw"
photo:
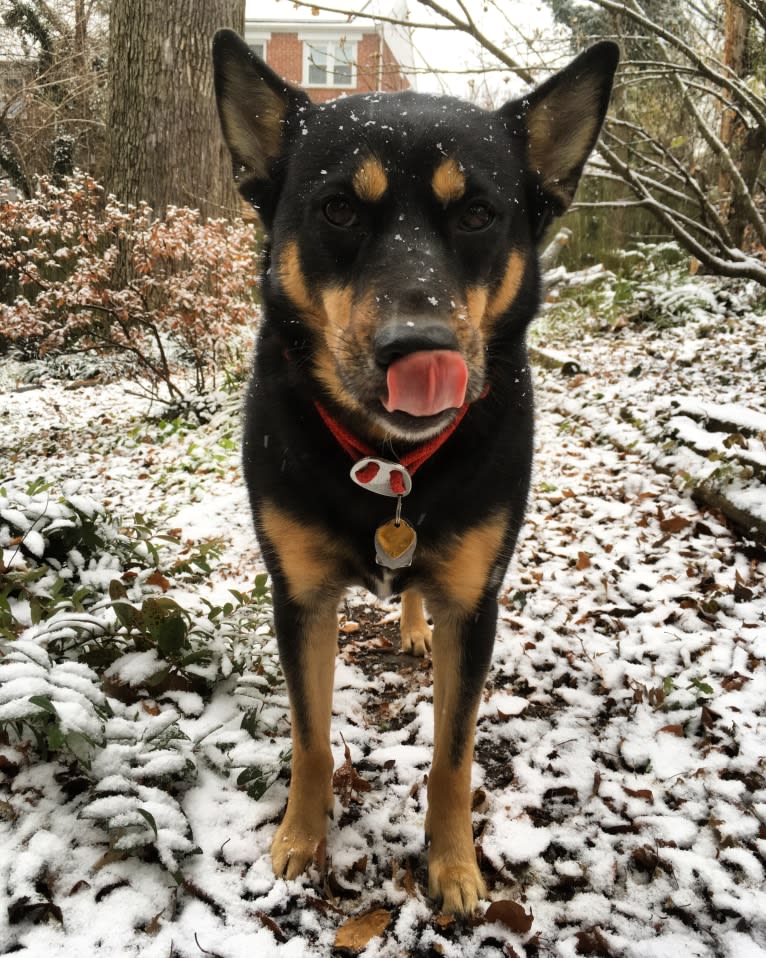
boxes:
[428,855,487,916]
[401,620,432,657]
[271,817,327,880]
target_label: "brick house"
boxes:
[244,1,414,101]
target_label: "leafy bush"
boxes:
[541,241,757,335]
[0,173,260,401]
[0,476,281,876]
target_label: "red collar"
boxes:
[314,400,471,476]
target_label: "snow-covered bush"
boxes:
[0,476,281,875]
[541,241,762,333]
[0,173,260,400]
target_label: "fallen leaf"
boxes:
[332,735,372,807]
[400,860,417,897]
[659,515,690,534]
[347,855,368,878]
[254,912,286,942]
[575,926,612,956]
[484,899,534,934]
[722,673,747,692]
[658,724,684,737]
[623,787,653,801]
[334,908,391,952]
[576,551,591,570]
[146,570,170,591]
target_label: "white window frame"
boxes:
[300,35,357,89]
[249,39,268,60]
[243,27,271,60]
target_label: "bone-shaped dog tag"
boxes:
[375,517,417,569]
[351,457,412,498]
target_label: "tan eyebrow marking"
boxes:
[352,155,388,202]
[432,157,466,205]
[486,250,526,321]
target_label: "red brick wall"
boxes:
[263,31,409,100]
[265,33,303,86]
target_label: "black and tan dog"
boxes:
[213,31,617,916]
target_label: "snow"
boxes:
[1,280,766,956]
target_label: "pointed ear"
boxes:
[505,41,619,218]
[212,29,310,207]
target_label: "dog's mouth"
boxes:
[382,350,469,418]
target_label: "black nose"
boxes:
[374,321,459,368]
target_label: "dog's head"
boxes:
[213,32,618,440]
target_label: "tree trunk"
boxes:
[718,0,760,248]
[107,0,244,218]
[720,0,748,153]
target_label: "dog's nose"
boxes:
[374,320,459,368]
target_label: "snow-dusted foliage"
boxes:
[0,473,279,886]
[0,174,260,399]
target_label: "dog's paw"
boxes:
[271,819,327,880]
[400,620,432,657]
[428,856,487,917]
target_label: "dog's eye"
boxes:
[323,196,358,228]
[459,203,494,232]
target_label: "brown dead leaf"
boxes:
[142,909,164,936]
[340,620,360,634]
[146,570,170,592]
[659,515,691,535]
[722,673,748,692]
[576,551,591,571]
[484,900,534,934]
[623,787,653,801]
[658,724,685,737]
[347,855,368,878]
[332,735,372,808]
[400,860,417,897]
[254,912,286,942]
[334,908,391,952]
[575,926,612,956]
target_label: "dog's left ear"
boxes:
[503,41,619,227]
[212,29,310,212]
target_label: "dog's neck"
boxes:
[314,399,471,477]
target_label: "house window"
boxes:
[250,40,267,60]
[303,39,355,88]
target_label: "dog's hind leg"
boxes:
[400,588,432,657]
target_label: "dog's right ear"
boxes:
[212,29,310,210]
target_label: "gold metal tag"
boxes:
[374,517,417,569]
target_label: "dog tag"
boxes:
[351,457,412,498]
[375,517,417,569]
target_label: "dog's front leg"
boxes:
[425,593,497,915]
[270,593,338,879]
[257,504,344,878]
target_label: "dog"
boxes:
[212,30,618,915]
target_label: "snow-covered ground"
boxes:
[1,287,765,957]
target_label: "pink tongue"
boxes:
[383,350,468,417]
